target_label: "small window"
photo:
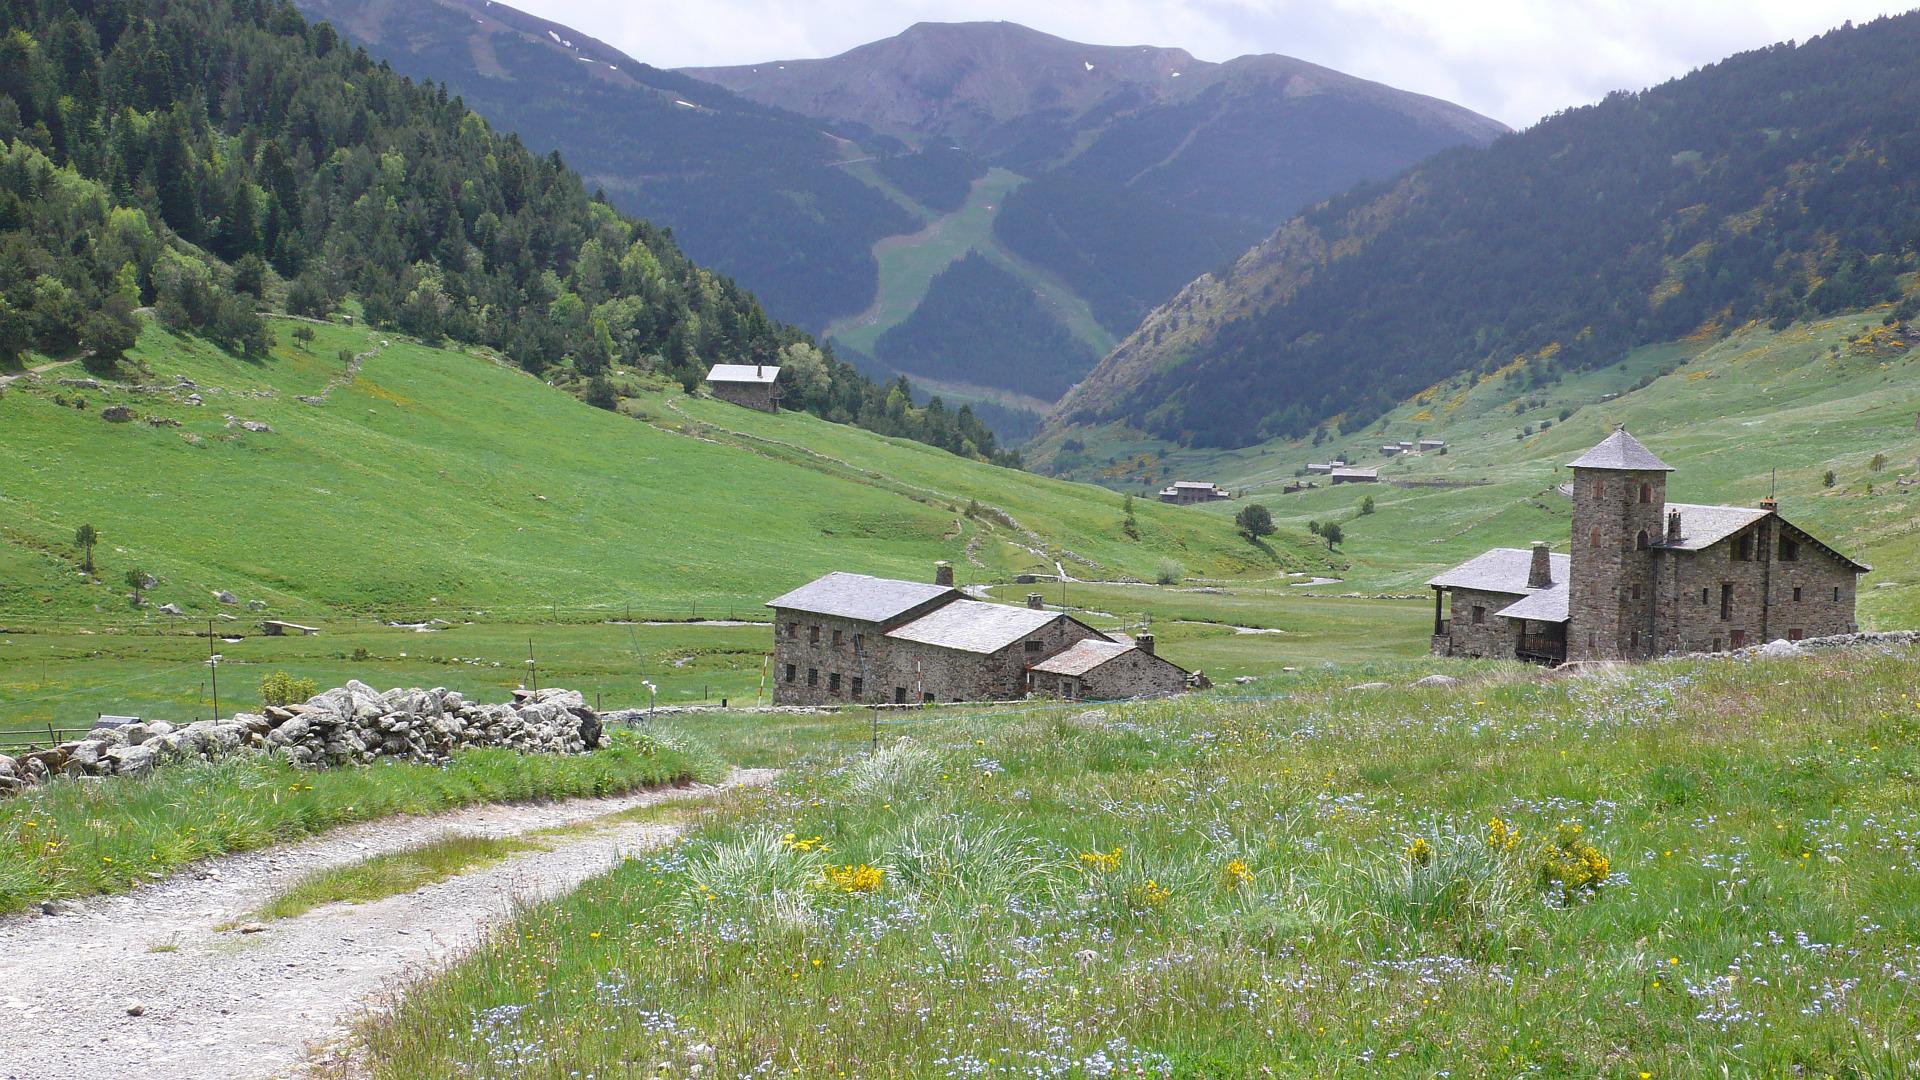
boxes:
[1639,482,1652,504]
[807,668,818,687]
[923,692,935,704]
[832,628,843,647]
[851,676,864,697]
[1590,527,1603,550]
[1833,586,1841,602]
[1700,587,1709,605]
[784,664,796,683]
[1792,586,1802,602]
[1630,629,1640,650]
[1636,530,1649,550]
[1730,629,1747,649]
[1779,537,1799,562]
[894,687,906,704]
[809,625,821,644]
[786,622,798,639]
[1712,637,1722,653]
[1592,477,1605,498]
[1631,583,1642,600]
[1024,639,1044,653]
[1788,628,1804,642]
[1472,605,1486,625]
[1735,535,1753,561]
[828,673,841,693]
[1720,583,1733,620]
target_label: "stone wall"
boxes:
[895,617,1107,703]
[1568,468,1667,661]
[710,382,777,412]
[771,612,893,706]
[1440,588,1524,658]
[1654,522,1857,655]
[0,683,604,796]
[1034,649,1191,701]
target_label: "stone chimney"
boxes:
[1667,508,1683,542]
[1528,541,1552,589]
[1136,633,1156,656]
[755,363,763,378]
[934,561,954,588]
[1026,593,1045,610]
[1758,496,1778,511]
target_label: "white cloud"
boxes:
[515,0,1905,126]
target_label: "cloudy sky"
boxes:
[509,1,1905,128]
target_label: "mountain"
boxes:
[292,0,915,332]
[0,0,1015,465]
[1047,13,1920,450]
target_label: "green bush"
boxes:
[261,671,319,708]
[1154,558,1186,585]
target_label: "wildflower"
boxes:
[1486,816,1520,853]
[781,833,825,853]
[1406,837,1433,867]
[1220,858,1253,889]
[821,864,884,893]
[1538,823,1610,903]
[1078,847,1123,873]
[1125,879,1172,911]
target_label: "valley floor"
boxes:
[0,770,774,1080]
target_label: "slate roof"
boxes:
[706,364,780,384]
[1657,503,1771,551]
[1330,467,1379,480]
[1427,547,1570,594]
[1566,429,1673,471]
[886,600,1062,654]
[1496,581,1569,623]
[1029,638,1137,676]
[766,572,958,623]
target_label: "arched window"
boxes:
[1590,527,1603,549]
[1637,529,1649,550]
[1639,482,1652,504]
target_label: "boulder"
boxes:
[1412,674,1461,688]
[214,590,238,605]
[100,404,136,423]
[157,603,184,616]
[247,600,267,612]
[1755,638,1803,658]
[104,743,159,776]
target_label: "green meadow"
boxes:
[349,643,1920,1077]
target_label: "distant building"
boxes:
[1305,463,1335,474]
[1419,438,1447,452]
[1330,467,1379,484]
[766,566,1195,705]
[1428,430,1867,664]
[1158,481,1231,505]
[705,364,781,412]
[1380,445,1403,457]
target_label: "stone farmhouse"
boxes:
[705,363,781,412]
[768,565,1196,705]
[1330,467,1379,485]
[1429,430,1868,664]
[1158,481,1231,505]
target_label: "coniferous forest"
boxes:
[0,0,1014,465]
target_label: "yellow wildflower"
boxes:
[1078,847,1123,873]
[1220,858,1253,889]
[1406,837,1433,867]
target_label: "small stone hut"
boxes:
[705,364,781,412]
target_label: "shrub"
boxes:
[1234,503,1274,539]
[1359,495,1375,515]
[1154,558,1186,585]
[261,671,318,708]
[1823,470,1836,488]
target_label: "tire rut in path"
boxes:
[0,768,777,1080]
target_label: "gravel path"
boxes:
[0,768,777,1080]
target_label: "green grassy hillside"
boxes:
[1036,311,1920,628]
[0,319,1314,626]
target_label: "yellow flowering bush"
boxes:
[1406,837,1434,867]
[1486,816,1521,854]
[1220,858,1253,889]
[1078,847,1122,873]
[1538,823,1611,903]
[1125,878,1172,911]
[781,832,826,854]
[821,863,885,894]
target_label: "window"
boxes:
[807,668,818,687]
[1592,477,1605,498]
[1024,639,1044,653]
[851,676,864,697]
[1637,530,1649,550]
[1712,637,1722,653]
[1700,587,1709,605]
[831,628,843,647]
[1833,586,1842,602]
[1630,629,1640,651]
[1472,605,1486,625]
[894,687,906,704]
[1793,586,1802,602]
[786,622,798,639]
[1779,537,1799,562]
[1730,630,1746,649]
[784,664,796,683]
[809,625,821,644]
[828,673,841,694]
[1639,482,1652,504]
[1590,527,1603,549]
[1720,583,1733,620]
[1631,583,1642,600]
[1788,628,1804,642]
[1063,681,1077,700]
[923,692,935,704]
[1735,535,1753,561]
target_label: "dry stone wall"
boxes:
[0,682,605,796]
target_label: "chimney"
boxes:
[1026,593,1045,610]
[755,363,763,378]
[1758,496,1778,511]
[1667,508,1683,542]
[1136,633,1156,656]
[934,561,954,588]
[1527,541,1552,589]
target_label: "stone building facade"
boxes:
[767,567,1173,705]
[1430,430,1867,663]
[705,364,781,412]
[1027,635,1195,701]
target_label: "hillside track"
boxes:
[0,768,777,1080]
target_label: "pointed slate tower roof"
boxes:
[1566,429,1674,471]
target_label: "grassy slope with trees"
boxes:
[1054,12,1920,448]
[873,251,1098,401]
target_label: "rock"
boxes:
[103,743,159,776]
[1412,674,1461,688]
[1755,638,1803,658]
[238,923,269,934]
[214,590,238,605]
[100,405,136,423]
[57,377,102,390]
[125,1002,145,1017]
[1233,676,1255,685]
[1347,681,1391,691]
[156,603,183,615]
[40,899,75,916]
[247,600,267,611]
[240,421,273,434]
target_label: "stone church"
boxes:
[1430,430,1868,663]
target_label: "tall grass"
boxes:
[354,645,1920,1077]
[0,731,721,914]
